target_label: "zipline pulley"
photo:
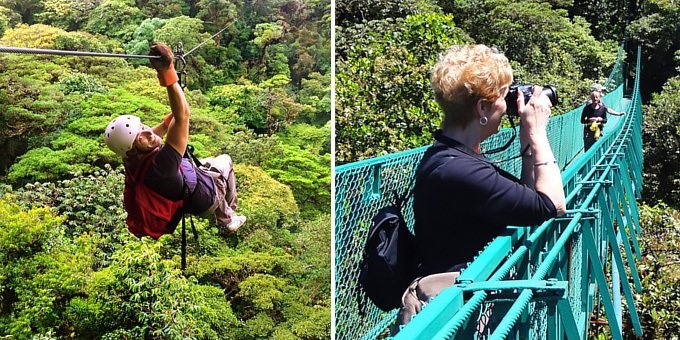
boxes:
[174,42,188,89]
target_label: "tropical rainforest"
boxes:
[0,0,330,338]
[336,0,679,338]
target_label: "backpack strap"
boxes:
[180,145,202,273]
[184,144,203,168]
[395,175,416,210]
[180,212,199,272]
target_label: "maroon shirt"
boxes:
[139,145,214,214]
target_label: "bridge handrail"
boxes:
[334,45,637,340]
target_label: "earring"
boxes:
[480,116,488,126]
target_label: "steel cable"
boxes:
[184,22,234,57]
[0,45,160,59]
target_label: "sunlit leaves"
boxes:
[633,203,680,338]
[0,23,64,48]
[336,13,467,162]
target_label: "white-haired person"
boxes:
[396,44,566,329]
[104,43,246,239]
[581,90,624,151]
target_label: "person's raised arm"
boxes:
[151,113,173,137]
[518,86,566,216]
[149,43,189,156]
[607,107,624,116]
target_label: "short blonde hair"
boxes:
[431,45,513,128]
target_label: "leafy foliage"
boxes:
[35,0,100,31]
[630,203,680,338]
[336,13,469,162]
[0,23,64,48]
[335,0,439,25]
[626,0,680,102]
[642,73,680,206]
[0,1,330,337]
[58,72,107,96]
[84,0,144,42]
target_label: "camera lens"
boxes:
[504,84,558,116]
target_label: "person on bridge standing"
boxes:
[104,43,246,240]
[395,45,567,329]
[581,90,624,151]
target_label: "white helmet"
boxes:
[105,115,142,157]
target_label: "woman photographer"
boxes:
[396,44,566,328]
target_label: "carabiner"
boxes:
[174,42,188,89]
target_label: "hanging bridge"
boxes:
[334,45,644,339]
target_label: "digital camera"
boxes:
[505,84,558,116]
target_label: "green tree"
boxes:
[153,15,210,54]
[336,13,469,162]
[124,17,166,62]
[253,22,284,72]
[0,0,42,23]
[261,74,306,134]
[196,0,239,46]
[642,73,680,206]
[630,203,680,337]
[137,0,187,18]
[84,0,144,42]
[335,0,439,26]
[0,5,21,27]
[0,5,21,36]
[153,15,213,89]
[35,0,100,30]
[0,23,65,48]
[208,81,267,132]
[265,144,330,216]
[297,72,331,125]
[626,0,680,101]
[568,0,628,41]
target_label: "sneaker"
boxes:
[227,215,247,233]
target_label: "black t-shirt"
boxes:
[581,103,608,125]
[413,132,557,276]
[142,145,214,214]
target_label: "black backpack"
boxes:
[358,189,418,311]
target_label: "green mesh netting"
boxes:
[335,47,628,339]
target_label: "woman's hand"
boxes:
[516,86,566,215]
[517,86,552,142]
[149,43,178,87]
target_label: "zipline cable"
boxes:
[0,45,161,59]
[183,22,234,57]
[1,21,234,88]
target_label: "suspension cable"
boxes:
[0,45,161,59]
[183,22,235,57]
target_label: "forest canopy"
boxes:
[0,0,331,338]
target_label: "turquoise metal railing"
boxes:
[334,45,640,339]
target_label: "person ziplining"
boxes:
[104,43,247,245]
[1,24,243,270]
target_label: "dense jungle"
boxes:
[336,0,679,338]
[0,0,331,338]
